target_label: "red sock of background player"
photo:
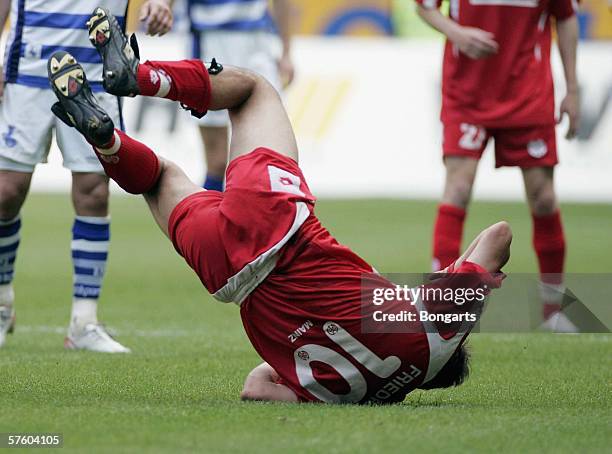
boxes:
[94,130,160,195]
[432,204,466,271]
[532,211,566,319]
[136,59,212,114]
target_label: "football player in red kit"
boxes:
[416,0,580,331]
[47,8,511,404]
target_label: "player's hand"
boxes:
[451,26,499,59]
[139,0,173,36]
[278,53,295,88]
[558,90,580,140]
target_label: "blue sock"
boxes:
[71,216,110,300]
[0,216,21,285]
[203,173,224,191]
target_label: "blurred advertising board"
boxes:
[125,0,612,39]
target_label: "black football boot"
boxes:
[87,7,140,97]
[47,51,114,147]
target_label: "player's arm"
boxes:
[139,0,175,36]
[556,15,580,139]
[208,65,299,162]
[272,0,295,86]
[240,363,299,403]
[0,0,11,100]
[415,2,498,59]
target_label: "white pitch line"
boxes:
[14,325,193,338]
[12,326,611,340]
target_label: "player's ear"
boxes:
[419,345,470,390]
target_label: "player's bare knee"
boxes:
[72,176,109,215]
[0,179,29,219]
[443,178,473,209]
[240,381,265,402]
[531,189,557,216]
[524,170,557,216]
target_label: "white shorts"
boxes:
[192,30,282,127]
[0,83,122,173]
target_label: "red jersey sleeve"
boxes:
[550,0,577,20]
[414,0,442,9]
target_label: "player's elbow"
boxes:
[240,371,268,402]
[487,221,513,247]
[239,388,257,401]
[240,383,268,401]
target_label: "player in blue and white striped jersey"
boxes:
[187,0,294,191]
[0,0,174,352]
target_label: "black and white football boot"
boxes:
[47,51,115,147]
[87,7,140,97]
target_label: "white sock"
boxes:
[539,281,565,305]
[0,283,14,306]
[70,298,98,327]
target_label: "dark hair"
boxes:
[419,345,470,390]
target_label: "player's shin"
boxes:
[136,60,212,116]
[0,215,20,297]
[93,130,161,195]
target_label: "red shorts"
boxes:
[168,148,316,301]
[442,121,558,168]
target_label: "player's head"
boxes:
[418,345,470,390]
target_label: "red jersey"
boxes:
[416,0,577,127]
[169,148,500,404]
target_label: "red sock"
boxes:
[432,204,466,271]
[136,60,211,115]
[532,211,566,317]
[94,130,160,195]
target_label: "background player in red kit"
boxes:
[48,8,511,404]
[415,0,580,331]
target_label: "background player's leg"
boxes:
[0,171,31,221]
[433,157,478,271]
[0,170,32,346]
[70,173,110,328]
[199,125,228,191]
[522,167,566,320]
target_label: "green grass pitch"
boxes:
[1,194,610,453]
